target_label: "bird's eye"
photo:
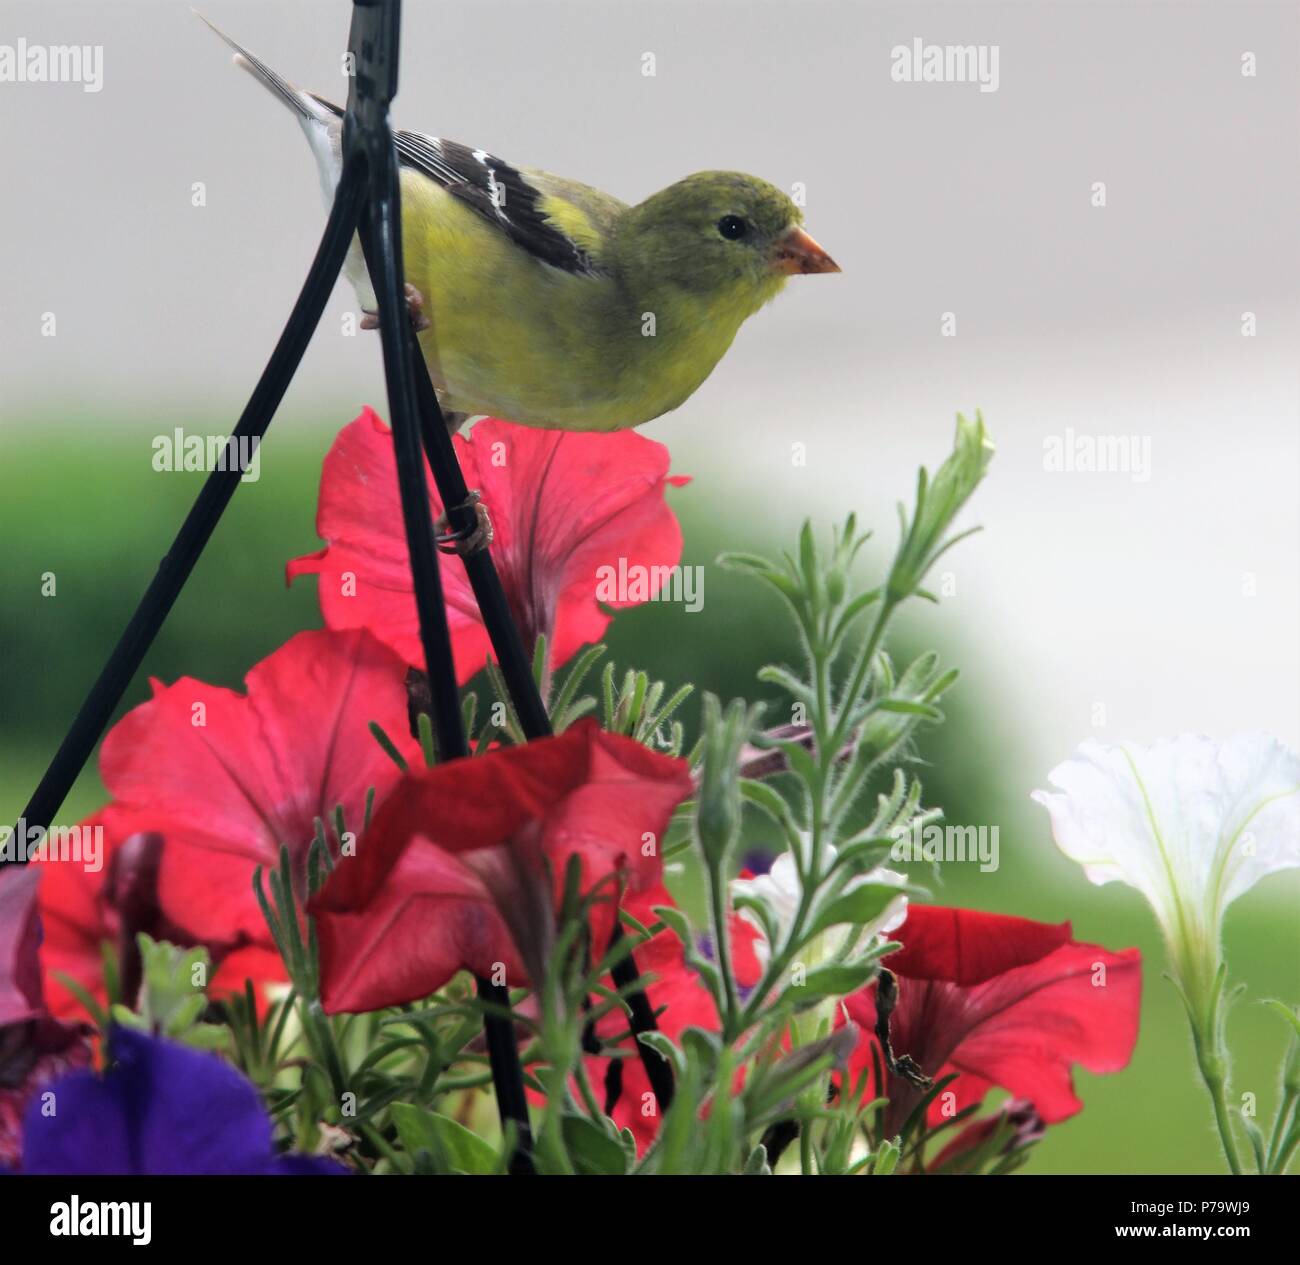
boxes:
[717,215,749,241]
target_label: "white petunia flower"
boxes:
[1033,732,1300,1015]
[733,846,909,971]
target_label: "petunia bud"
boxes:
[824,567,847,608]
[887,411,993,603]
[693,695,757,870]
[933,1098,1045,1172]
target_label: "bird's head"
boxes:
[620,172,839,312]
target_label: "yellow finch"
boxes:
[201,19,840,431]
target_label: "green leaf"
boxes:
[651,903,693,944]
[643,682,694,743]
[1263,1000,1300,1041]
[798,519,820,589]
[531,631,549,694]
[183,1025,233,1052]
[886,411,993,603]
[619,1127,639,1167]
[755,665,816,709]
[829,588,883,646]
[872,698,942,720]
[636,1030,686,1079]
[716,551,800,599]
[732,891,780,947]
[772,736,819,785]
[897,1072,960,1143]
[390,1103,499,1174]
[562,1114,629,1175]
[828,835,897,876]
[52,971,109,1030]
[460,692,478,742]
[162,992,207,1037]
[716,550,780,577]
[740,779,801,844]
[550,646,602,725]
[744,1027,858,1123]
[872,1137,901,1175]
[417,711,436,768]
[808,882,906,939]
[794,961,880,999]
[367,721,409,772]
[652,904,724,1003]
[110,1005,148,1032]
[680,1025,723,1082]
[1242,1113,1269,1175]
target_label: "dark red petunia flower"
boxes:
[96,628,420,953]
[0,866,93,1168]
[36,813,283,1023]
[842,905,1141,1135]
[287,410,688,683]
[309,720,694,1015]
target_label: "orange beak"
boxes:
[771,226,841,275]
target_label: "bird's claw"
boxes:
[435,490,493,556]
[360,282,430,333]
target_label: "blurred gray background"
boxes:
[3,0,1296,758]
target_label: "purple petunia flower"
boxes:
[20,1026,346,1175]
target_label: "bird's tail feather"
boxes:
[194,10,331,124]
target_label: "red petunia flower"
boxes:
[286,410,688,683]
[843,905,1141,1135]
[309,720,694,1014]
[96,628,420,953]
[35,813,283,1023]
[0,866,92,1168]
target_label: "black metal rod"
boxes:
[609,923,676,1112]
[356,205,465,762]
[408,345,551,741]
[6,159,369,854]
[477,977,537,1174]
[365,184,534,1150]
[345,0,534,1169]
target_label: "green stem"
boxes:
[1201,1064,1244,1176]
[1272,1121,1300,1175]
[538,1066,575,1174]
[302,998,349,1104]
[828,598,897,754]
[357,1120,404,1171]
[731,876,819,1038]
[573,1058,605,1121]
[709,857,741,1032]
[1265,1087,1297,1173]
[535,979,576,1174]
[1186,973,1243,1175]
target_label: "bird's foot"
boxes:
[360,282,431,333]
[435,490,493,556]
